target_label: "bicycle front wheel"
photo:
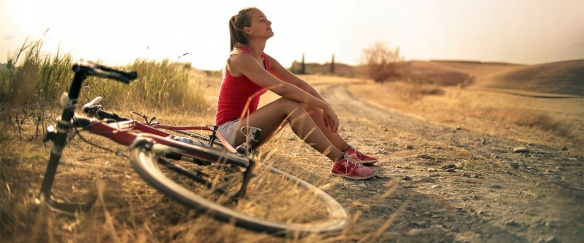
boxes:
[128,137,348,235]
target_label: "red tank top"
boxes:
[215,46,269,126]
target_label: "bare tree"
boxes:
[361,42,402,82]
[300,52,306,74]
[330,53,335,74]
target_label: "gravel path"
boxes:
[283,84,584,242]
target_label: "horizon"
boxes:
[1,0,583,70]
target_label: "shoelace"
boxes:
[341,154,364,174]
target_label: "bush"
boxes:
[361,42,402,82]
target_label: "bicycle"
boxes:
[38,60,349,235]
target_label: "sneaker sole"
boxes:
[330,172,375,180]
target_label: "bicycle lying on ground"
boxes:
[38,60,348,235]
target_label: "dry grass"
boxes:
[348,60,584,150]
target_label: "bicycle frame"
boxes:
[81,98,227,150]
[70,116,249,169]
[82,96,260,155]
[74,116,253,192]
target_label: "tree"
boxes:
[300,52,306,74]
[361,42,402,82]
[330,53,335,74]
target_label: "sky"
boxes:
[1,0,583,70]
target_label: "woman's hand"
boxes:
[322,104,339,134]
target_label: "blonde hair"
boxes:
[228,7,257,52]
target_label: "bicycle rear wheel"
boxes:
[129,137,348,235]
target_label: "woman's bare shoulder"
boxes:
[227,50,258,76]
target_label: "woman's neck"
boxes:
[244,40,266,60]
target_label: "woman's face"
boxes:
[245,9,274,39]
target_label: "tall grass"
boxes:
[0,37,73,139]
[0,38,210,140]
[124,59,208,112]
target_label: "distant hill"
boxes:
[397,61,479,87]
[290,59,584,96]
[289,61,361,77]
[289,60,480,87]
[482,60,584,96]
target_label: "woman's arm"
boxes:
[228,52,339,132]
[228,52,323,108]
[265,54,325,101]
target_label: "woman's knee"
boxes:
[301,102,319,116]
[275,98,304,113]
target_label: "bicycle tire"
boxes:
[129,137,348,235]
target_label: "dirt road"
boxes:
[284,84,583,242]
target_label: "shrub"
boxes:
[361,42,402,82]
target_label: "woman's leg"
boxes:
[303,103,378,164]
[234,98,344,162]
[302,104,350,151]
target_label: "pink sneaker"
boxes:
[331,156,376,179]
[345,146,378,165]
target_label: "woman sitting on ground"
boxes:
[216,7,377,180]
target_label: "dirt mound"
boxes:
[484,60,584,96]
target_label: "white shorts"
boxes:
[217,118,241,147]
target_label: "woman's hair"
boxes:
[229,7,257,52]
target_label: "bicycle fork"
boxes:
[38,71,96,214]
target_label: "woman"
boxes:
[216,7,377,180]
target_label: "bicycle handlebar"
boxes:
[81,96,129,122]
[72,60,138,83]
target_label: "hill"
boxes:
[292,59,583,97]
[289,61,360,77]
[479,60,584,96]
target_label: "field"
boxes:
[1,56,583,242]
[350,60,584,148]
